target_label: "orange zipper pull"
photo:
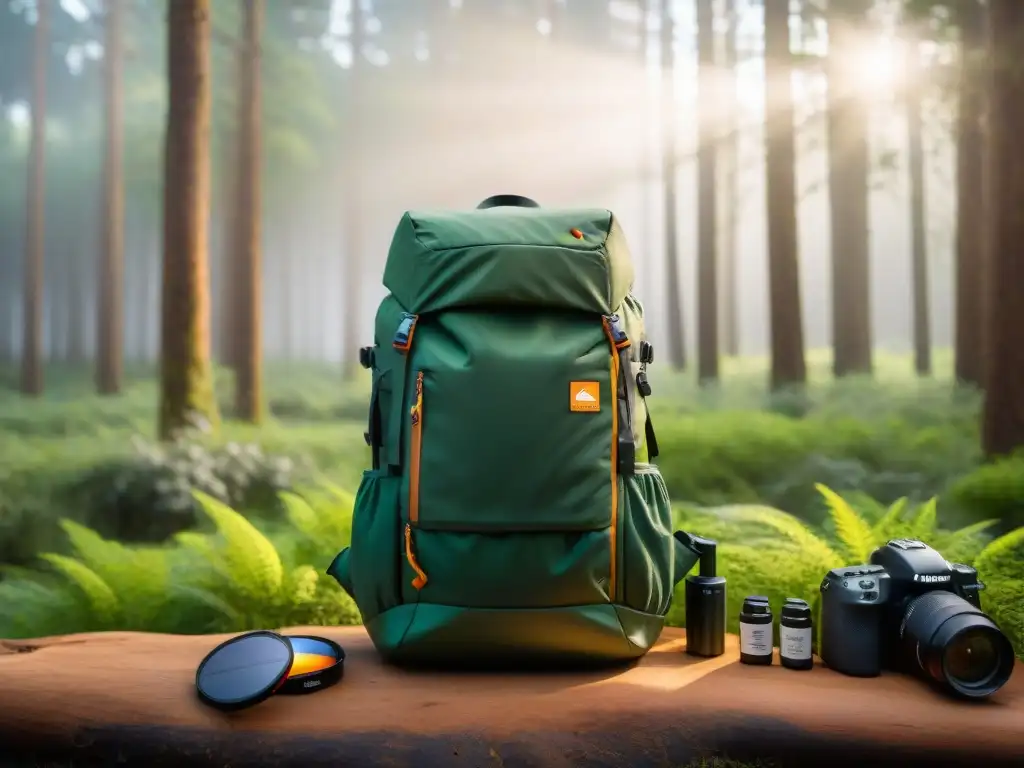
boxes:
[404,524,428,590]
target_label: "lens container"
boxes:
[780,597,814,670]
[739,596,773,665]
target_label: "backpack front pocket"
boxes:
[348,469,403,623]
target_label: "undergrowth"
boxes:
[2,356,1023,570]
[1,484,1020,664]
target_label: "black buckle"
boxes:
[638,340,654,365]
[359,346,375,369]
[392,313,419,353]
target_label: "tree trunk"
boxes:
[826,0,872,377]
[233,0,264,423]
[696,0,718,383]
[158,0,220,440]
[67,232,87,363]
[954,0,986,388]
[763,0,806,390]
[661,0,685,369]
[0,215,17,364]
[905,37,931,377]
[718,0,740,358]
[217,45,241,369]
[981,1,1024,458]
[97,0,125,394]
[636,0,651,283]
[280,213,293,361]
[21,0,49,396]
[340,0,364,380]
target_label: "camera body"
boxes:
[819,539,986,679]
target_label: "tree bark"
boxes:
[696,0,718,383]
[340,0,364,380]
[764,0,806,390]
[661,0,685,370]
[233,0,264,422]
[97,0,125,393]
[21,0,49,396]
[954,0,986,388]
[718,0,740,358]
[158,0,220,439]
[826,0,873,377]
[905,37,931,377]
[981,1,1024,458]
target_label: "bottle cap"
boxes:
[782,602,812,621]
[742,596,772,615]
[784,597,808,607]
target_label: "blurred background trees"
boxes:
[1,0,1023,477]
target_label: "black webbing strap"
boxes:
[360,346,383,470]
[366,382,383,470]
[602,314,636,476]
[645,411,660,461]
[387,312,419,470]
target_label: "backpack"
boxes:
[327,196,703,666]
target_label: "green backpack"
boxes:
[328,196,703,665]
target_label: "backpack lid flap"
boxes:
[383,207,634,314]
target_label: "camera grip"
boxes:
[820,599,883,677]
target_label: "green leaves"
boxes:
[1,481,1019,661]
[816,483,875,563]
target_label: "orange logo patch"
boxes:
[570,381,600,412]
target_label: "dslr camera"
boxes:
[819,538,1015,699]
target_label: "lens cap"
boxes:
[278,635,346,695]
[195,630,294,712]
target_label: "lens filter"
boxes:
[195,631,346,711]
[195,630,294,711]
[278,635,346,695]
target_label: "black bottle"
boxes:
[685,536,727,657]
[739,596,773,665]
[779,598,814,670]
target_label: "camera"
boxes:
[819,538,1015,699]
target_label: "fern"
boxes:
[816,483,875,563]
[58,520,171,627]
[907,497,939,540]
[929,519,1000,565]
[871,496,909,539]
[192,490,283,602]
[39,554,120,626]
[713,505,842,569]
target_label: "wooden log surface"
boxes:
[0,626,1021,767]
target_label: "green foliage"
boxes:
[0,489,360,638]
[69,436,299,541]
[0,484,1019,669]
[3,358,1021,575]
[948,455,1024,531]
[667,485,1019,659]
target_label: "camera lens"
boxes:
[943,628,1000,685]
[901,591,1015,699]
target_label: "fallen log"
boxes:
[0,627,1020,767]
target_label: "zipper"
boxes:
[404,370,428,591]
[409,370,424,524]
[404,523,428,589]
[608,351,619,601]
